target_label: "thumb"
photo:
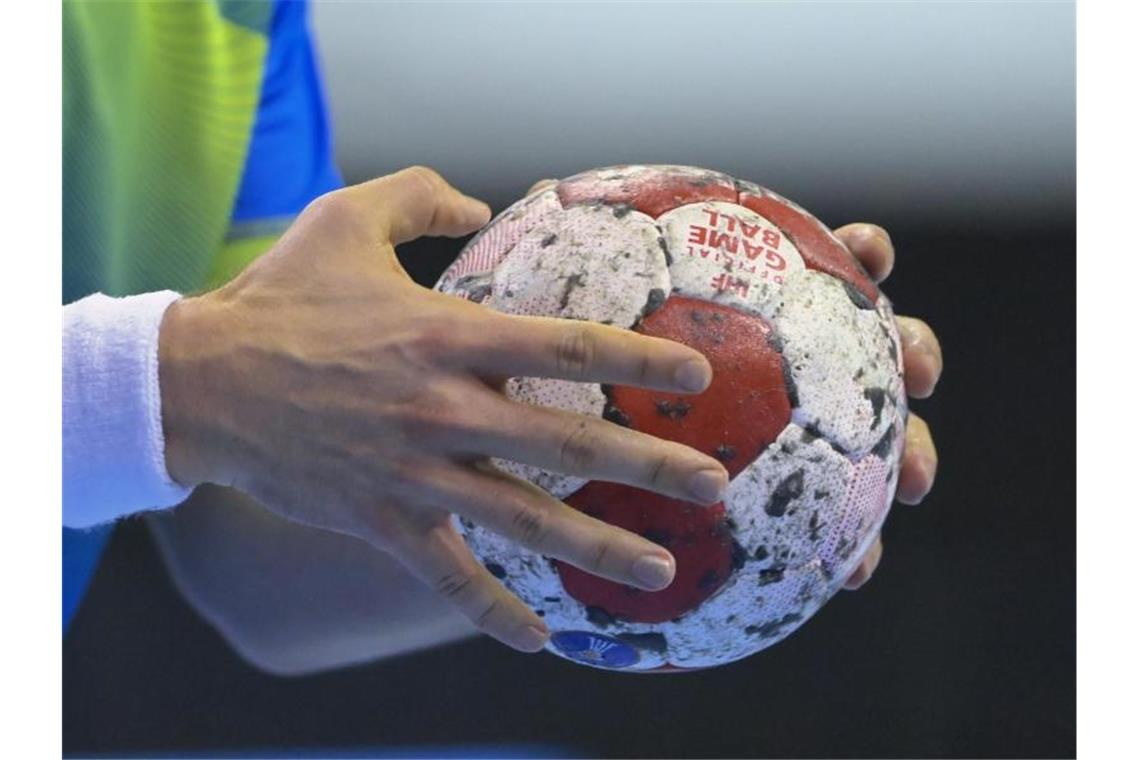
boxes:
[348,165,491,245]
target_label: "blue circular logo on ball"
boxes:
[550,630,639,669]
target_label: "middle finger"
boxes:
[459,393,728,505]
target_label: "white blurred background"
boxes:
[313,0,1074,225]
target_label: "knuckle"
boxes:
[555,326,597,380]
[510,503,549,548]
[403,318,460,366]
[394,385,471,443]
[301,189,358,229]
[400,165,446,201]
[382,455,429,496]
[473,598,501,630]
[559,420,599,473]
[404,164,443,184]
[646,451,671,489]
[589,536,614,574]
[433,568,476,600]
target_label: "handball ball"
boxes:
[435,165,907,672]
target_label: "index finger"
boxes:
[465,314,714,393]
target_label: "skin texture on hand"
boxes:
[157,167,732,653]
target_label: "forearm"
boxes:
[146,485,476,676]
[63,291,191,527]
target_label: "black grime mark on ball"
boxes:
[843,280,876,310]
[757,566,785,585]
[603,403,632,427]
[746,613,803,638]
[697,569,721,590]
[880,321,899,363]
[780,357,800,408]
[616,632,669,654]
[543,596,561,603]
[657,236,673,266]
[558,272,587,311]
[612,204,633,218]
[714,444,737,462]
[465,283,492,303]
[586,606,617,627]
[655,399,692,419]
[641,528,674,548]
[541,233,558,248]
[835,536,856,562]
[809,511,824,542]
[643,288,666,317]
[753,545,770,562]
[765,470,805,517]
[864,387,887,429]
[731,540,749,571]
[804,422,848,456]
[484,562,507,579]
[871,424,897,459]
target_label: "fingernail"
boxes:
[688,468,727,504]
[514,624,549,652]
[675,359,711,392]
[632,554,675,590]
[868,224,891,246]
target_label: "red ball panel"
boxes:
[738,192,879,304]
[610,296,792,475]
[557,296,792,623]
[557,167,737,218]
[560,484,733,624]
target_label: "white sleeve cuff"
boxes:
[63,291,192,528]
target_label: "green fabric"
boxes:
[63,0,271,300]
[208,231,282,290]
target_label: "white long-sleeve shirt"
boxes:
[63,291,192,528]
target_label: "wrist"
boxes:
[158,294,228,489]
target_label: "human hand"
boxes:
[157,167,730,653]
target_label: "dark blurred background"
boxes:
[64,1,1075,757]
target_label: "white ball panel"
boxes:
[658,201,806,320]
[774,270,902,457]
[489,203,670,328]
[727,423,855,577]
[456,519,565,615]
[490,377,604,499]
[437,188,563,302]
